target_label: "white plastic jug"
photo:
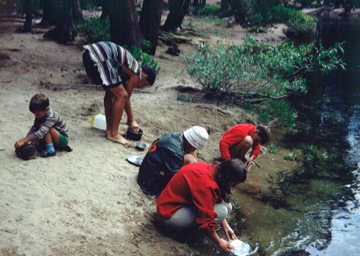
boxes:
[88,114,106,130]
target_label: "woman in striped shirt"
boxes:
[82,41,157,146]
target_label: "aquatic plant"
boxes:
[284,152,298,161]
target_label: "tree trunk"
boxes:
[73,0,84,22]
[39,0,52,26]
[108,0,142,48]
[139,0,164,55]
[161,0,190,32]
[100,0,109,19]
[43,0,83,44]
[229,0,250,26]
[23,0,34,32]
[191,0,206,6]
[220,0,230,11]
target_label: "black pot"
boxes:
[126,128,143,141]
[15,144,37,160]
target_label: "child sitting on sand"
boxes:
[14,93,72,157]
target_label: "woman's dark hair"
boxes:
[257,125,271,145]
[215,159,247,203]
[120,65,156,86]
[142,65,157,85]
[29,94,49,113]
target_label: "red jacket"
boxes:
[156,162,222,232]
[219,123,261,160]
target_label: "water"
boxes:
[304,11,360,256]
[230,11,360,256]
[191,11,360,256]
[305,109,360,256]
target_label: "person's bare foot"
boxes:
[119,129,127,136]
[106,133,132,146]
[106,130,126,137]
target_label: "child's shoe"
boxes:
[40,150,56,158]
[63,145,73,152]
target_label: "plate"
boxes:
[126,155,144,166]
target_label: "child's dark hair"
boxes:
[257,125,271,145]
[142,65,157,86]
[215,159,247,203]
[29,94,49,113]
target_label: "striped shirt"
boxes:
[83,41,141,86]
[28,108,69,141]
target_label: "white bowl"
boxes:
[229,239,251,256]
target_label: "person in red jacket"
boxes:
[156,159,247,253]
[219,124,271,170]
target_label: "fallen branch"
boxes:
[159,31,191,44]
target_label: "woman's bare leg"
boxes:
[104,90,114,137]
[105,85,131,146]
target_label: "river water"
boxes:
[196,11,360,256]
[303,11,360,256]
[253,11,360,256]
[192,11,360,256]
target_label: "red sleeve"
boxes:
[192,186,219,232]
[219,125,249,160]
[250,142,261,158]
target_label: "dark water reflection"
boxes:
[303,11,360,256]
[270,11,360,256]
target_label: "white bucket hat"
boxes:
[183,126,209,150]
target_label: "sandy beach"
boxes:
[0,14,290,255]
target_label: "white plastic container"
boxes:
[88,114,106,130]
[229,239,254,256]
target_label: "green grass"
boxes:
[189,18,227,27]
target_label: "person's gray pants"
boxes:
[158,202,232,230]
